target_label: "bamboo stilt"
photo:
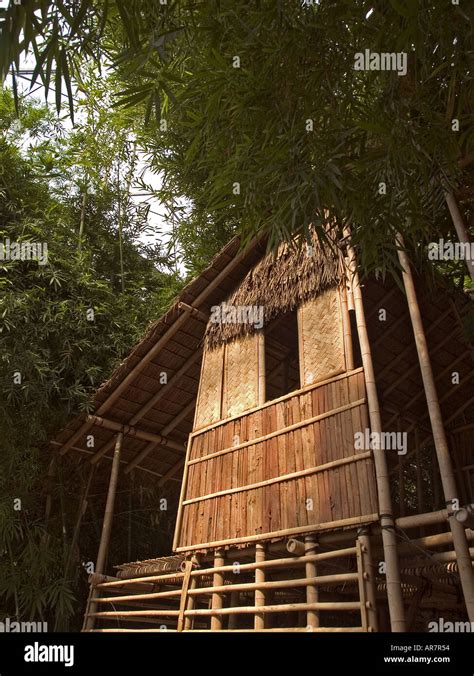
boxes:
[345,231,406,631]
[255,543,266,630]
[83,433,123,631]
[357,529,378,632]
[66,463,95,576]
[340,285,355,370]
[228,591,240,630]
[305,535,319,629]
[258,331,266,405]
[397,236,474,621]
[210,550,225,630]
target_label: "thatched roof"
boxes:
[205,236,343,349]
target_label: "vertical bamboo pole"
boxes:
[357,528,378,632]
[396,236,474,621]
[66,463,95,576]
[340,285,355,371]
[255,543,266,630]
[305,535,320,629]
[444,191,474,284]
[83,432,123,631]
[258,332,266,405]
[228,591,240,630]
[184,577,197,631]
[177,560,193,632]
[398,418,405,517]
[345,231,406,631]
[415,428,425,537]
[210,550,225,630]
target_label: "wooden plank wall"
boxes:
[175,369,378,551]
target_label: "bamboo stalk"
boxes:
[83,433,123,631]
[211,550,225,630]
[87,415,185,452]
[305,536,319,629]
[444,191,474,283]
[340,286,354,370]
[65,464,95,576]
[255,544,265,630]
[177,560,193,632]
[397,235,474,622]
[258,332,266,405]
[396,509,448,530]
[186,574,357,597]
[346,230,406,631]
[357,530,378,632]
[175,515,378,552]
[185,601,362,617]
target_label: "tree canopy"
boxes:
[0,0,473,281]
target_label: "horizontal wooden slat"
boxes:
[190,367,362,438]
[183,451,371,505]
[188,398,366,466]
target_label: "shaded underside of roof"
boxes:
[49,236,268,479]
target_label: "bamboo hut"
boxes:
[49,232,474,633]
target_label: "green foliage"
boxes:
[1,1,473,280]
[0,86,181,628]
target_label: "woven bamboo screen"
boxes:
[298,286,345,386]
[193,345,225,429]
[223,334,260,418]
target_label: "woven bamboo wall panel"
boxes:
[224,334,259,418]
[176,369,378,551]
[193,345,225,429]
[298,286,345,386]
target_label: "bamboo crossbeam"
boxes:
[188,400,366,467]
[96,570,185,588]
[88,610,180,618]
[94,589,182,603]
[188,572,359,597]
[185,601,362,617]
[176,515,378,552]
[183,627,365,633]
[86,415,185,452]
[396,509,448,530]
[124,401,195,475]
[95,547,359,590]
[183,451,371,505]
[178,302,208,322]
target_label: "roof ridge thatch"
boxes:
[205,234,344,349]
